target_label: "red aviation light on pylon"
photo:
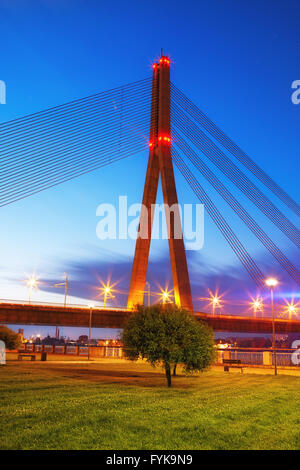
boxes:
[158,134,171,145]
[159,56,170,66]
[149,140,154,149]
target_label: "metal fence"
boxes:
[18,343,123,358]
[216,348,300,367]
[229,350,264,365]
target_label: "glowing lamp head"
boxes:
[212,296,219,305]
[288,305,296,313]
[27,277,38,288]
[161,290,171,303]
[104,286,111,294]
[253,300,261,309]
[265,278,278,287]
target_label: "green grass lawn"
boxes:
[1,360,300,450]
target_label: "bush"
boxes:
[0,326,21,350]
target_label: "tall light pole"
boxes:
[99,282,115,308]
[103,286,110,308]
[287,303,297,321]
[54,273,68,307]
[266,278,278,376]
[252,298,263,318]
[159,288,173,305]
[211,296,220,316]
[88,303,94,361]
[26,276,38,305]
[64,273,68,307]
[145,282,151,307]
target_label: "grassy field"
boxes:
[1,360,300,450]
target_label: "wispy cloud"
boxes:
[35,244,299,314]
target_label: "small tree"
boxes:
[0,326,21,350]
[121,304,215,387]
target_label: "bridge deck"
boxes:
[0,302,299,333]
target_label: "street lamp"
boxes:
[145,282,151,307]
[265,277,278,376]
[287,303,297,320]
[54,273,69,339]
[54,272,68,307]
[99,282,115,308]
[26,276,38,304]
[88,303,94,361]
[104,286,111,308]
[210,295,220,316]
[162,291,170,304]
[252,298,263,318]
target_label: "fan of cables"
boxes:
[171,84,300,286]
[0,77,155,207]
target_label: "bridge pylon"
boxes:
[127,54,193,312]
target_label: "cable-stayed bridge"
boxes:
[0,53,299,331]
[1,301,300,334]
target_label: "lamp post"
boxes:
[162,291,169,304]
[103,286,110,308]
[26,276,38,305]
[211,296,220,316]
[54,273,68,339]
[88,303,94,361]
[145,282,151,307]
[63,273,68,307]
[288,304,297,321]
[99,282,115,308]
[252,299,262,318]
[266,278,278,376]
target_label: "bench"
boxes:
[18,354,36,361]
[223,358,244,373]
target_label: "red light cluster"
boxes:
[159,57,170,66]
[149,135,171,148]
[158,135,171,144]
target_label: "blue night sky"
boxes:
[0,0,299,339]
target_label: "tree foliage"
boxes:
[0,326,21,350]
[121,304,215,386]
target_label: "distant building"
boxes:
[78,335,88,344]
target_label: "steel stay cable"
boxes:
[171,105,300,246]
[0,107,157,171]
[0,148,142,208]
[0,123,149,194]
[172,129,300,284]
[172,149,265,288]
[0,92,156,153]
[0,143,144,205]
[171,83,300,217]
[0,77,152,130]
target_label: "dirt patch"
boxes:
[37,363,196,388]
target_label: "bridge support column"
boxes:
[127,54,193,312]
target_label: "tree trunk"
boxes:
[165,362,172,387]
[173,363,177,376]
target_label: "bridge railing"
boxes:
[0,298,129,311]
